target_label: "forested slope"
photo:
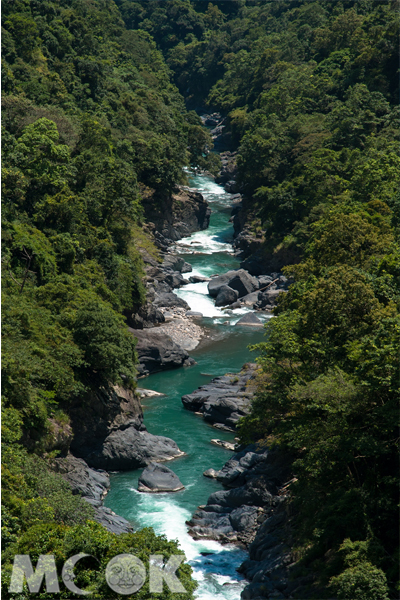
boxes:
[117,1,400,598]
[1,0,208,595]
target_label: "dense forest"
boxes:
[2,1,399,599]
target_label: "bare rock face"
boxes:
[130,328,195,376]
[144,186,211,242]
[69,385,184,471]
[138,463,184,493]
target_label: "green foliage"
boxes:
[1,522,197,599]
[1,5,201,593]
[1,440,94,551]
[72,300,137,387]
[329,539,390,600]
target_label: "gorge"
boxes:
[2,2,398,599]
[103,168,289,600]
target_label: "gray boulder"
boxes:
[84,427,184,471]
[215,285,239,307]
[257,275,273,289]
[203,468,220,479]
[257,289,284,308]
[164,271,187,288]
[181,262,192,273]
[240,291,260,306]
[131,328,193,376]
[138,463,184,493]
[189,275,209,283]
[235,313,263,327]
[208,269,258,299]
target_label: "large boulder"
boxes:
[164,271,187,289]
[161,255,192,274]
[240,291,260,306]
[215,285,239,307]
[131,328,193,376]
[208,269,258,299]
[162,255,185,272]
[138,463,184,493]
[84,428,184,471]
[257,289,284,308]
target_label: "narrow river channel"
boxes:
[104,173,271,599]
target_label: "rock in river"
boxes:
[208,269,258,299]
[235,313,263,327]
[182,364,258,431]
[215,285,239,307]
[211,439,236,451]
[85,428,185,471]
[138,463,185,493]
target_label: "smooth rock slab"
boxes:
[203,468,220,479]
[138,462,184,493]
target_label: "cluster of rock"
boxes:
[188,446,306,599]
[181,364,258,432]
[207,268,289,311]
[187,445,291,545]
[200,113,233,151]
[127,252,206,375]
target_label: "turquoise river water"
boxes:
[104,173,271,599]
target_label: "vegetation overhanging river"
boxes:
[104,173,272,599]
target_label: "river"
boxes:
[104,173,271,599]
